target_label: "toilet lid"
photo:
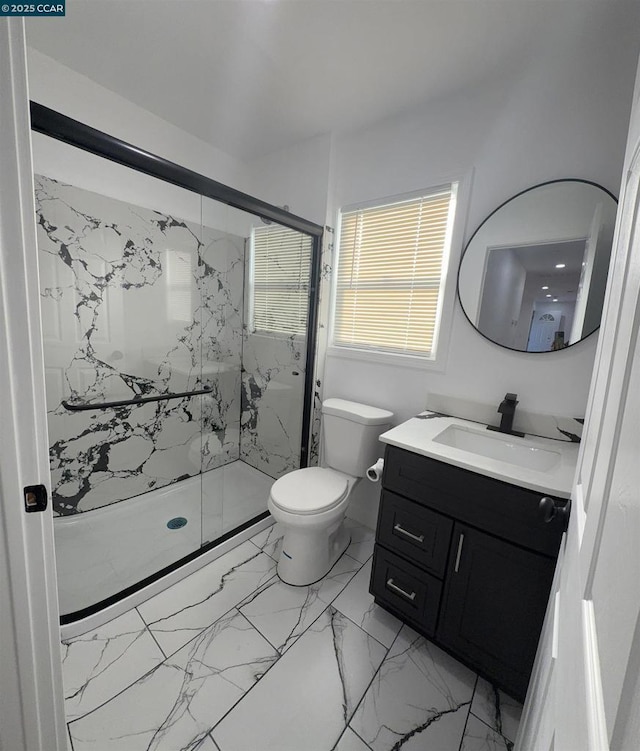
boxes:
[270,468,349,515]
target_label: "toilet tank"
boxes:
[321,398,394,477]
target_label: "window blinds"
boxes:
[333,186,456,357]
[252,225,312,336]
[166,250,193,323]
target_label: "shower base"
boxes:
[55,460,274,633]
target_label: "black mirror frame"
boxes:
[456,178,618,354]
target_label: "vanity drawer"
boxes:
[370,547,442,636]
[382,444,567,558]
[377,491,453,577]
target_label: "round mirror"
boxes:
[458,180,617,352]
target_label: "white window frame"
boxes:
[328,172,472,371]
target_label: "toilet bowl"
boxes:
[268,399,393,586]
[268,467,356,585]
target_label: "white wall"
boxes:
[477,249,526,348]
[247,132,333,227]
[326,11,634,398]
[233,7,640,528]
[27,49,250,227]
[322,6,639,527]
[25,8,640,530]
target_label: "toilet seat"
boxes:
[270,467,349,515]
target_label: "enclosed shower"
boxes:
[31,105,322,623]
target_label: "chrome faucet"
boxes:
[487,393,525,437]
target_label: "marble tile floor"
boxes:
[61,518,522,751]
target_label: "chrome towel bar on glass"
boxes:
[62,385,212,412]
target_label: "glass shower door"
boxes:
[33,123,320,621]
[199,198,314,541]
[34,140,207,616]
[241,218,313,477]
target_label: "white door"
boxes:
[527,310,563,352]
[0,19,67,751]
[570,203,602,344]
[517,60,640,750]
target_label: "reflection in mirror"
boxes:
[458,180,617,352]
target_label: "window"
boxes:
[166,249,193,322]
[251,224,312,336]
[331,184,458,361]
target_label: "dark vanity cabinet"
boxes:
[370,444,567,702]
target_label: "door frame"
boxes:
[517,56,640,750]
[0,19,67,751]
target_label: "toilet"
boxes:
[268,398,394,586]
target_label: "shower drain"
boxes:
[167,517,188,530]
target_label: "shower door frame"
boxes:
[30,102,324,623]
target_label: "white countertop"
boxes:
[379,412,578,498]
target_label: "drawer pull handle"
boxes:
[454,533,465,573]
[386,578,417,601]
[393,523,425,544]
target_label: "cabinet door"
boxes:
[437,524,556,702]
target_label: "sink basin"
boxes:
[432,425,562,472]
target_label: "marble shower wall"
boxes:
[239,226,312,479]
[199,228,245,471]
[36,175,245,515]
[240,332,306,478]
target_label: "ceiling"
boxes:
[512,241,586,276]
[26,0,628,161]
[512,241,586,304]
